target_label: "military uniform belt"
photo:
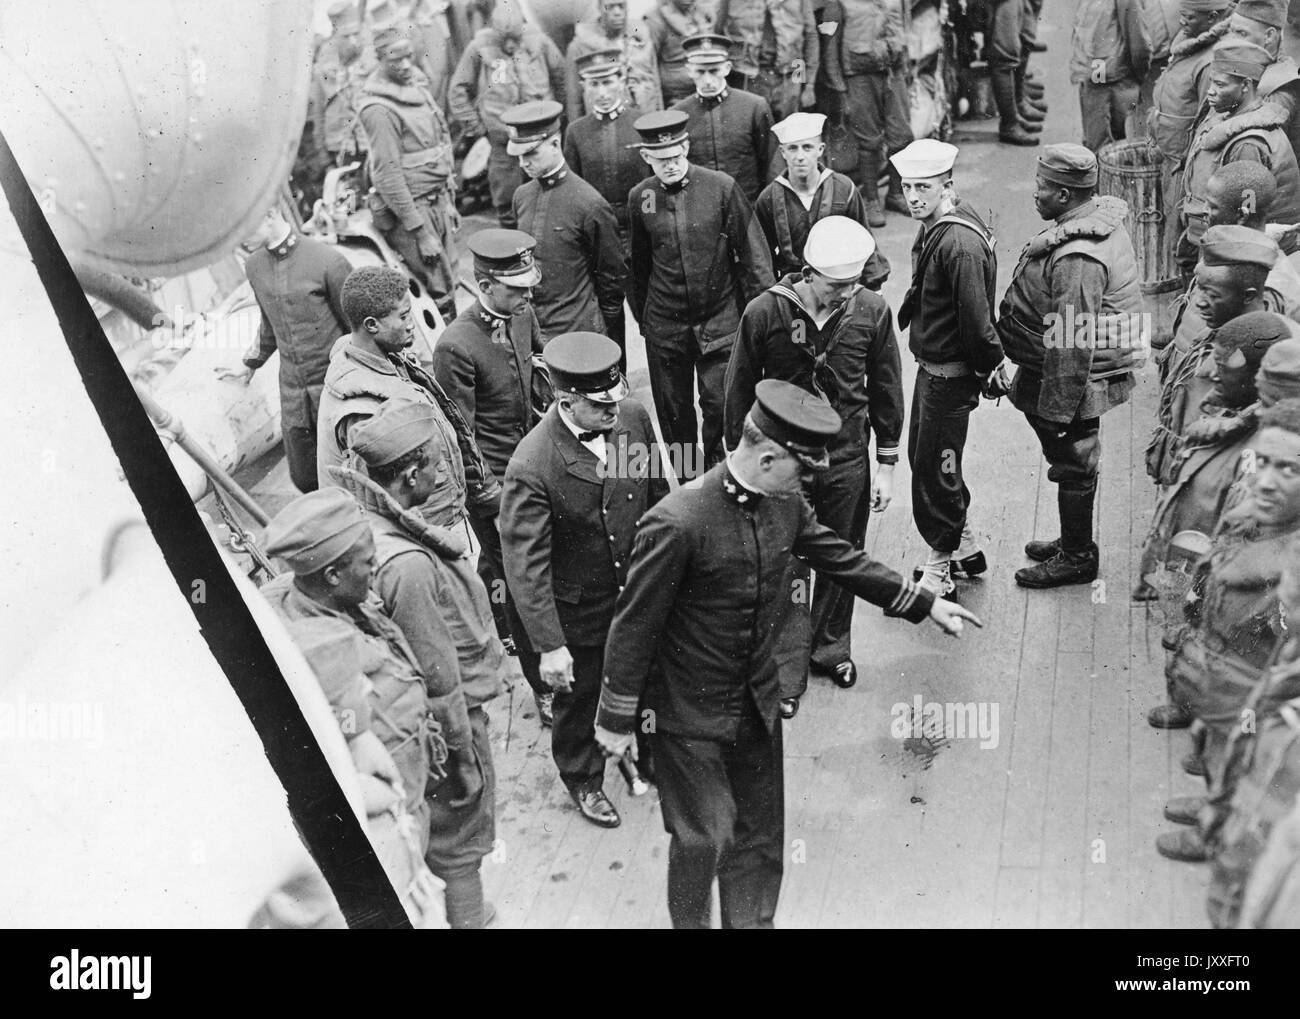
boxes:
[917,358,974,378]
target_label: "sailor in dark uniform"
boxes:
[499,333,669,828]
[891,139,1005,597]
[670,33,777,203]
[724,216,905,697]
[594,380,981,929]
[752,111,890,291]
[627,109,774,479]
[503,100,629,357]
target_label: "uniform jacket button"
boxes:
[614,561,621,568]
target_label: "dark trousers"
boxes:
[645,341,730,480]
[517,642,607,794]
[487,138,523,228]
[1079,80,1140,154]
[655,704,785,929]
[907,370,981,553]
[1023,411,1101,552]
[283,423,319,493]
[844,69,913,199]
[468,508,547,696]
[808,451,871,670]
[375,190,459,320]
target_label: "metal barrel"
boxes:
[1098,138,1183,344]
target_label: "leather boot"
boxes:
[1015,485,1099,587]
[1164,795,1206,826]
[993,69,1039,146]
[1024,537,1060,562]
[1018,99,1045,122]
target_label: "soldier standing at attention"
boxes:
[357,24,461,325]
[1178,39,1300,275]
[1226,0,1300,164]
[503,100,629,356]
[724,216,904,700]
[309,3,375,177]
[565,0,663,119]
[671,33,777,203]
[594,381,980,929]
[715,0,819,120]
[752,111,890,291]
[995,144,1144,588]
[334,401,503,929]
[448,4,567,228]
[890,139,1004,597]
[647,0,719,107]
[499,333,668,828]
[219,208,352,494]
[563,49,648,258]
[627,109,774,478]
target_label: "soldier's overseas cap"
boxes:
[1258,337,1300,405]
[469,228,543,287]
[804,215,875,280]
[373,23,409,55]
[1212,38,1271,80]
[750,379,842,469]
[1214,311,1290,366]
[576,47,625,79]
[504,100,564,155]
[1037,143,1098,188]
[1235,0,1288,28]
[682,33,733,66]
[543,332,629,404]
[889,138,958,179]
[263,488,370,574]
[632,110,690,154]
[1180,0,1230,10]
[349,399,437,468]
[773,112,827,146]
[1200,224,1279,268]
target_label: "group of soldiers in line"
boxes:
[225,2,1300,929]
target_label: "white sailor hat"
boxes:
[889,138,959,180]
[803,215,875,280]
[772,112,827,146]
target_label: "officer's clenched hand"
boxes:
[415,228,443,264]
[871,463,895,512]
[594,724,636,760]
[540,645,575,693]
[928,598,983,637]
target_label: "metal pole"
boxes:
[132,383,272,527]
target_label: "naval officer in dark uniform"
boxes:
[562,48,647,258]
[500,333,669,828]
[594,380,981,929]
[503,100,630,357]
[628,108,774,479]
[431,229,553,723]
[670,33,777,204]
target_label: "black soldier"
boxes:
[996,144,1145,588]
